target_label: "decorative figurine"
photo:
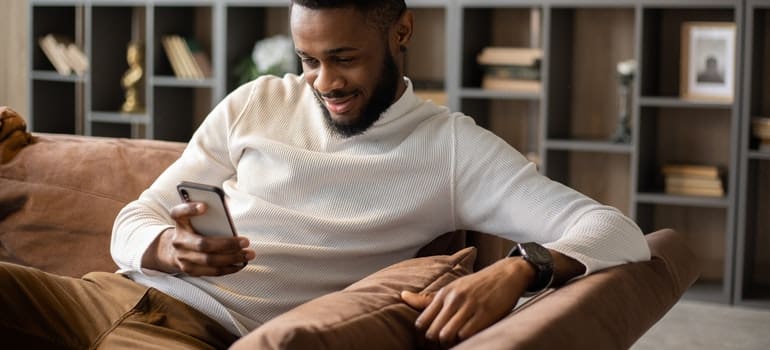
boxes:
[121,41,144,113]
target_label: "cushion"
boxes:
[0,132,185,277]
[233,247,477,350]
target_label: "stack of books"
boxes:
[476,47,541,93]
[38,34,89,77]
[161,35,212,79]
[662,164,725,197]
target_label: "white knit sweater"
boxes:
[111,74,650,335]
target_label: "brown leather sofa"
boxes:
[0,112,699,349]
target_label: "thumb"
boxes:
[401,290,433,310]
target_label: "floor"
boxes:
[631,300,770,349]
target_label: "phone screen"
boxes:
[176,181,238,237]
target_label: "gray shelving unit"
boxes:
[736,0,770,308]
[27,0,766,306]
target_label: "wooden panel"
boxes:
[652,205,726,282]
[568,152,631,215]
[750,161,770,287]
[488,99,538,154]
[490,8,534,47]
[406,8,445,85]
[570,9,635,140]
[0,1,29,116]
[761,10,770,117]
[656,108,732,169]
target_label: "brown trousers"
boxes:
[0,262,238,349]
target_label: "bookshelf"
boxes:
[736,0,770,308]
[26,0,765,306]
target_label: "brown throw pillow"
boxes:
[234,247,477,350]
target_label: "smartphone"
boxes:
[176,181,238,237]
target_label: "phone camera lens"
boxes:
[181,189,189,201]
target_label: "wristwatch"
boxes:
[508,242,554,295]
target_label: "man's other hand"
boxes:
[401,257,535,348]
[142,202,255,276]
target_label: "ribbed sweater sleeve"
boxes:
[110,81,255,272]
[452,116,650,274]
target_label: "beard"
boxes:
[314,51,399,138]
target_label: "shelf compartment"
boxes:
[153,86,211,142]
[546,150,631,215]
[635,203,730,303]
[32,5,81,72]
[736,159,770,307]
[92,6,146,113]
[460,6,541,89]
[547,7,636,141]
[747,7,770,152]
[637,107,732,194]
[31,80,80,134]
[460,98,540,156]
[225,5,290,92]
[90,122,134,139]
[640,7,735,98]
[153,5,213,80]
[405,7,446,91]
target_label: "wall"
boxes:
[0,1,29,117]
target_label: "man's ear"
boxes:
[392,10,414,56]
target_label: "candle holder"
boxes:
[611,60,636,144]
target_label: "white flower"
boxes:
[617,59,637,76]
[252,35,297,74]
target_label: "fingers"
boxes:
[424,290,474,346]
[167,202,254,276]
[414,290,443,331]
[401,290,433,309]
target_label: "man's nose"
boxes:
[313,65,344,94]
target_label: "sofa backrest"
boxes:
[0,133,185,277]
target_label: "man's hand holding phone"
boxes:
[141,183,255,277]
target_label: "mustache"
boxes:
[314,89,357,99]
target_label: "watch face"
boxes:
[521,243,552,265]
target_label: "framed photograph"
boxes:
[680,22,736,102]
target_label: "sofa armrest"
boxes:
[453,228,699,350]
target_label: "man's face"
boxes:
[290,5,401,137]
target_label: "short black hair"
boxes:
[290,0,406,31]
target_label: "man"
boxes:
[1,0,649,348]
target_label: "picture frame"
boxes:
[680,22,736,102]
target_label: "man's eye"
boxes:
[301,58,319,66]
[336,57,354,64]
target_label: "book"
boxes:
[665,185,724,197]
[64,44,89,77]
[162,35,199,79]
[38,34,90,77]
[664,175,723,190]
[186,39,212,78]
[477,47,542,66]
[483,65,540,81]
[481,76,541,93]
[175,36,204,79]
[661,164,722,179]
[38,34,72,75]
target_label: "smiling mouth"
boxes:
[322,93,358,115]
